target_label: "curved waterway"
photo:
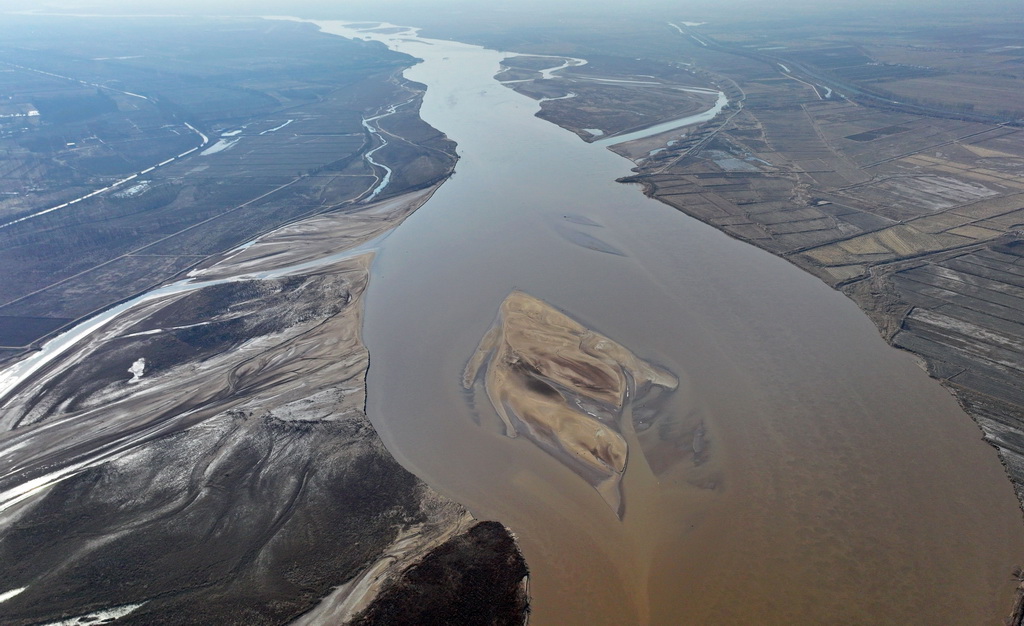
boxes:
[593,89,727,147]
[312,21,1024,624]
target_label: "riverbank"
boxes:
[497,53,722,145]
[0,155,526,625]
[4,13,1017,623]
[510,32,1024,619]
[322,20,1024,624]
[0,16,459,368]
[590,43,1024,527]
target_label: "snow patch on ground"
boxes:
[260,119,294,135]
[0,587,26,603]
[200,139,238,156]
[113,181,150,198]
[43,602,147,625]
[120,328,163,339]
[127,358,146,384]
[538,92,577,103]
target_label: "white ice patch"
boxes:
[200,139,238,156]
[585,77,660,85]
[537,92,576,103]
[0,587,26,603]
[127,358,146,383]
[260,119,294,135]
[583,128,605,137]
[113,181,150,198]
[43,602,147,625]
[120,329,163,339]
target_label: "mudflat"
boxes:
[0,187,527,625]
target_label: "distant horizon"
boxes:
[1,0,1021,22]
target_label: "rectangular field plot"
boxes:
[0,316,73,346]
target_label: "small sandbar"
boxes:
[463,291,677,516]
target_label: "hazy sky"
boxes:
[0,0,1018,19]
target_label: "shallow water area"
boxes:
[304,19,1024,625]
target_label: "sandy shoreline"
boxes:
[0,174,526,623]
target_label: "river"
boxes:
[308,20,1024,625]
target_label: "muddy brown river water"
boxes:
[311,20,1024,624]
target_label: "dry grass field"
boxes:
[0,16,456,357]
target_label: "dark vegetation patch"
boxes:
[0,412,430,626]
[844,124,912,142]
[33,91,118,123]
[0,15,455,360]
[0,255,204,322]
[993,239,1024,257]
[0,315,71,346]
[352,521,529,626]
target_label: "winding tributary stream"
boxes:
[313,20,1024,624]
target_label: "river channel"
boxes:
[2,13,1015,626]
[317,19,1024,626]
[313,21,1024,624]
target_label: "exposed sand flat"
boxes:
[293,498,475,625]
[464,291,678,516]
[961,142,1021,159]
[191,185,442,280]
[0,185,526,623]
